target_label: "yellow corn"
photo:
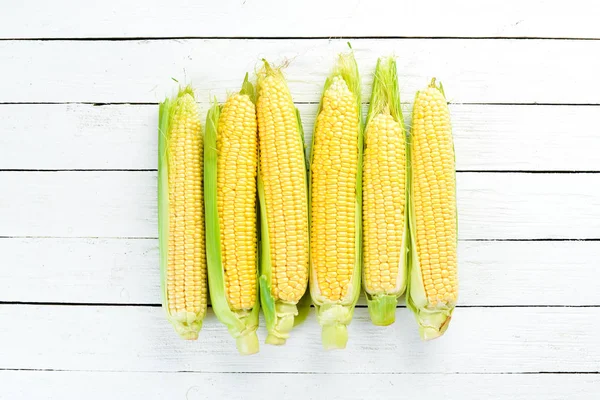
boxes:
[158,87,207,340]
[205,76,260,355]
[311,75,358,302]
[217,93,258,311]
[256,62,310,345]
[310,52,362,350]
[363,114,405,292]
[407,78,458,340]
[362,57,408,326]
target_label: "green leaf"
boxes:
[366,57,404,127]
[158,97,171,315]
[294,287,313,327]
[240,73,257,104]
[365,294,397,326]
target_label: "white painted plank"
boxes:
[1,172,598,239]
[0,104,157,170]
[3,104,600,171]
[1,238,159,304]
[0,171,156,238]
[1,0,599,39]
[2,239,599,306]
[449,105,600,172]
[2,39,599,104]
[0,306,598,373]
[457,173,600,239]
[2,371,598,400]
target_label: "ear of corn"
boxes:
[204,75,260,355]
[362,57,408,326]
[407,79,458,340]
[256,61,310,345]
[158,87,207,340]
[309,51,363,350]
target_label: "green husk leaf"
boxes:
[293,106,312,327]
[158,86,205,340]
[317,303,355,350]
[240,72,256,104]
[362,57,409,326]
[321,322,349,350]
[257,159,286,345]
[309,50,363,349]
[365,57,404,127]
[294,285,313,327]
[365,295,397,326]
[158,97,170,318]
[406,79,456,340]
[257,62,310,345]
[204,89,260,355]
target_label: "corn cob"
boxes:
[309,52,363,349]
[205,75,260,354]
[407,78,458,340]
[256,61,310,345]
[158,87,207,340]
[362,57,408,326]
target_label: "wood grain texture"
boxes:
[1,171,598,239]
[3,104,600,171]
[0,305,598,373]
[2,371,598,400]
[1,0,599,39]
[2,39,600,104]
[2,238,598,306]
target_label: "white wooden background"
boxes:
[1,1,600,399]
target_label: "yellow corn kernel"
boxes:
[159,87,207,340]
[256,69,309,304]
[361,57,408,327]
[411,84,457,306]
[311,76,359,303]
[256,62,310,345]
[205,77,260,355]
[309,51,362,350]
[217,93,258,311]
[408,78,458,341]
[363,113,406,294]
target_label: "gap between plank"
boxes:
[0,367,597,375]
[1,237,599,242]
[2,169,600,174]
[1,36,600,42]
[1,102,600,106]
[0,169,157,172]
[0,302,597,308]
